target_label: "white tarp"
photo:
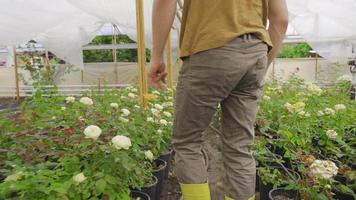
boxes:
[0,0,355,68]
[288,0,356,64]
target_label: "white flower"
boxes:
[134,105,140,109]
[154,104,164,111]
[65,96,76,103]
[147,117,154,122]
[167,96,173,101]
[317,111,325,117]
[4,171,24,182]
[168,121,173,126]
[284,103,293,113]
[52,116,56,120]
[145,150,154,161]
[334,104,346,111]
[304,112,311,117]
[121,108,130,117]
[263,95,271,101]
[73,173,86,183]
[293,102,305,113]
[157,129,163,134]
[128,93,136,98]
[119,117,129,123]
[163,111,172,118]
[163,102,174,107]
[310,160,338,179]
[298,111,306,116]
[152,90,160,95]
[84,125,102,140]
[160,119,168,126]
[307,84,323,96]
[80,97,93,106]
[110,103,119,109]
[326,130,338,139]
[324,108,335,115]
[337,75,352,82]
[61,107,66,111]
[120,96,127,100]
[131,88,138,93]
[78,116,85,121]
[112,135,132,150]
[151,108,160,116]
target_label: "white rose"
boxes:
[317,111,325,117]
[326,130,338,139]
[121,108,130,117]
[334,104,346,111]
[119,117,129,123]
[310,160,338,179]
[4,171,24,182]
[147,117,154,122]
[73,172,86,183]
[163,111,172,118]
[263,95,271,101]
[128,93,136,98]
[65,96,76,103]
[160,119,168,126]
[112,135,132,150]
[80,97,93,106]
[154,104,164,111]
[145,150,154,161]
[84,125,102,140]
[110,103,119,109]
[324,108,335,115]
[61,106,66,111]
[157,129,163,134]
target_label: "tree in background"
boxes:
[277,43,312,58]
[83,35,151,63]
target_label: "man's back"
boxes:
[180,0,272,58]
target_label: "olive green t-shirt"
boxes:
[179,0,272,57]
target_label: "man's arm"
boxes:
[150,0,177,89]
[267,0,289,66]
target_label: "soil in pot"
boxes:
[131,190,151,200]
[259,166,301,200]
[269,188,299,200]
[153,159,167,200]
[140,176,158,200]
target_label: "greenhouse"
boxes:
[0,0,355,200]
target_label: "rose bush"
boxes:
[0,86,174,199]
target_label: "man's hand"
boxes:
[151,0,177,89]
[149,58,167,89]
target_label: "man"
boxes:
[150,0,288,199]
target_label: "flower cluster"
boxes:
[326,130,338,139]
[65,96,75,103]
[80,97,94,106]
[309,160,338,179]
[284,102,305,114]
[112,135,132,150]
[307,84,323,96]
[334,104,346,111]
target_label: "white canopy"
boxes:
[0,0,355,68]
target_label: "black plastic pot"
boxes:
[159,148,173,179]
[259,166,301,200]
[140,176,158,200]
[332,189,356,200]
[131,191,151,200]
[269,188,299,200]
[152,159,167,200]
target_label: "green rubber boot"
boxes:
[180,183,211,200]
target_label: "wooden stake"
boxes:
[13,47,20,101]
[136,0,148,109]
[81,70,84,83]
[45,50,51,81]
[112,25,119,84]
[166,32,173,89]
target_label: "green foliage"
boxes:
[83,35,151,63]
[0,86,173,199]
[277,43,312,58]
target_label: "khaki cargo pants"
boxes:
[172,35,268,200]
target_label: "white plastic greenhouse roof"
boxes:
[0,0,355,67]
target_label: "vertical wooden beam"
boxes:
[13,47,20,101]
[135,0,148,109]
[45,50,51,81]
[112,25,119,84]
[166,32,173,89]
[315,53,319,82]
[81,70,84,83]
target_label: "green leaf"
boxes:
[96,179,107,193]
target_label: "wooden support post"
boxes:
[13,47,20,101]
[166,32,173,89]
[45,50,51,81]
[315,54,319,82]
[136,0,148,109]
[81,70,84,83]
[112,25,119,84]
